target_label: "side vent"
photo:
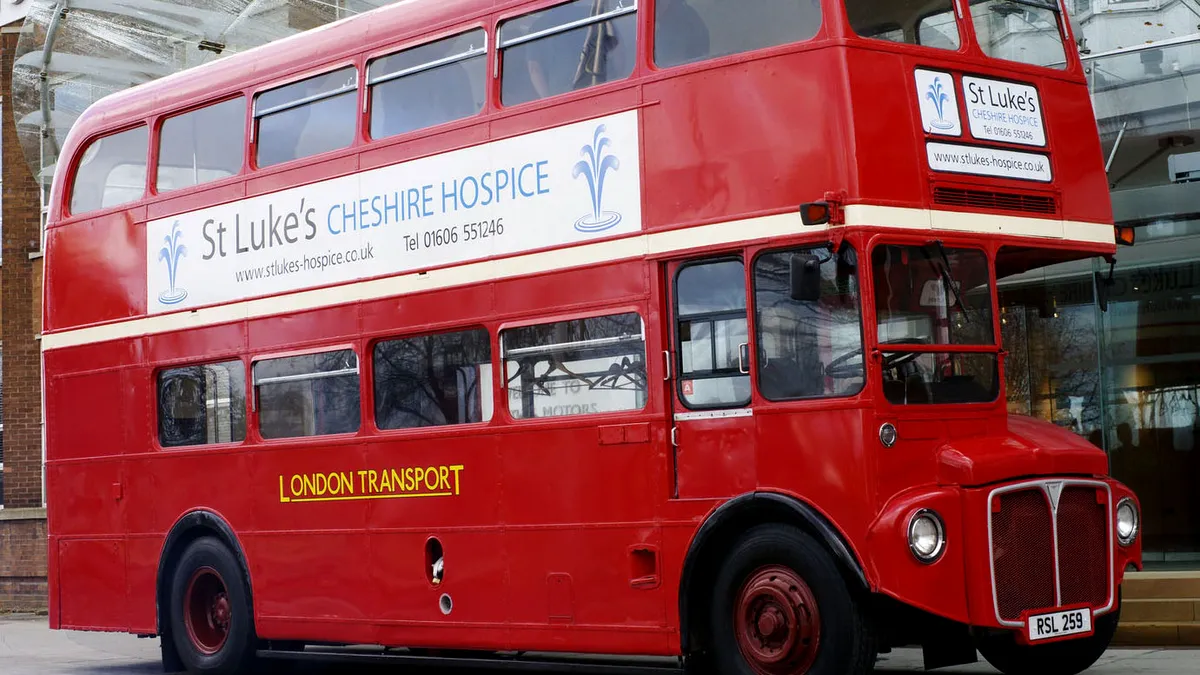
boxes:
[934,187,1057,215]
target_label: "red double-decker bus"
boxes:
[43,1,1143,674]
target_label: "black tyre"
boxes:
[169,537,258,675]
[977,602,1120,675]
[708,524,876,675]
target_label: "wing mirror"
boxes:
[790,253,823,302]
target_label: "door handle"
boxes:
[671,426,679,447]
[738,342,750,375]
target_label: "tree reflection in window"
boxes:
[374,329,493,429]
[502,313,647,419]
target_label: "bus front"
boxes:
[826,0,1144,670]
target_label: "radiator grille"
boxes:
[1057,486,1110,608]
[934,187,1057,215]
[992,489,1057,621]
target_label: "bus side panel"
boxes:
[57,539,128,631]
[500,422,670,650]
[43,211,147,333]
[640,50,848,232]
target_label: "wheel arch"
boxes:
[678,491,872,655]
[156,510,254,669]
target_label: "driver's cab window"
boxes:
[871,243,999,404]
[754,244,865,400]
[676,259,751,408]
[844,0,961,50]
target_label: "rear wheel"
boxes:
[707,524,876,675]
[169,537,257,675]
[977,603,1120,675]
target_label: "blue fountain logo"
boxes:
[157,221,189,305]
[925,77,955,131]
[572,124,622,233]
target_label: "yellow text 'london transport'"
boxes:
[279,465,464,503]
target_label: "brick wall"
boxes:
[0,511,47,612]
[2,27,44,511]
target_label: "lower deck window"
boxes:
[374,329,494,429]
[158,361,247,447]
[254,350,361,439]
[502,312,647,419]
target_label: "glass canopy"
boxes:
[11,0,402,211]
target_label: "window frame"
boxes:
[672,255,753,411]
[251,344,363,440]
[154,357,249,451]
[365,26,490,141]
[370,325,497,433]
[250,63,362,170]
[496,0,640,108]
[750,242,868,403]
[865,236,1004,409]
[153,94,249,196]
[497,305,650,422]
[66,122,152,219]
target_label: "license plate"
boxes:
[1025,608,1093,642]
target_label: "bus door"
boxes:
[667,256,758,499]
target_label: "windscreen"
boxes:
[871,244,999,405]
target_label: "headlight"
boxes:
[908,509,946,563]
[1116,498,1139,546]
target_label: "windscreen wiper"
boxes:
[921,241,972,324]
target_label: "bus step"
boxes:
[257,647,684,674]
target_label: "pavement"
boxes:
[3,614,1199,674]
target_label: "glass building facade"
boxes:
[1002,0,1200,565]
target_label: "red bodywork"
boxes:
[42,0,1141,658]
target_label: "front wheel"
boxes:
[707,524,876,675]
[977,603,1120,675]
[169,537,258,675]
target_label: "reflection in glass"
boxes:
[754,246,865,399]
[844,0,960,49]
[374,329,493,429]
[255,350,361,438]
[676,259,750,407]
[970,0,1066,69]
[654,0,822,68]
[502,313,647,420]
[369,30,487,139]
[158,361,247,447]
[71,126,149,214]
[501,0,637,106]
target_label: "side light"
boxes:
[1116,498,1139,546]
[907,509,946,564]
[800,202,831,226]
[1116,225,1136,246]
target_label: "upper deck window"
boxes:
[500,0,637,106]
[70,125,149,215]
[369,29,487,139]
[157,97,246,193]
[970,0,1067,69]
[844,0,961,50]
[255,67,358,168]
[654,0,822,68]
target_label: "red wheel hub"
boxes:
[734,565,821,675]
[184,567,231,655]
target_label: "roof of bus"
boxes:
[72,0,501,134]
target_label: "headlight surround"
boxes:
[907,509,946,563]
[1116,497,1139,546]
